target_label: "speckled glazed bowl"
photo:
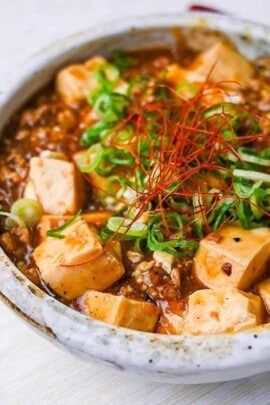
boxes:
[1,13,270,384]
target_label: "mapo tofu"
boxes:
[1,27,270,335]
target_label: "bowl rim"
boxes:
[1,12,270,383]
[2,11,270,118]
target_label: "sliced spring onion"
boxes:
[100,226,113,241]
[138,139,150,158]
[192,193,205,238]
[95,160,115,176]
[168,197,189,212]
[221,129,235,140]
[114,125,134,143]
[226,151,239,163]
[147,213,189,255]
[87,86,104,106]
[106,175,126,197]
[132,169,146,191]
[134,236,147,254]
[93,92,130,123]
[260,148,270,159]
[0,199,43,229]
[76,144,103,173]
[101,63,120,82]
[203,103,260,135]
[80,122,115,146]
[0,211,26,228]
[122,187,137,202]
[202,102,236,119]
[147,227,197,256]
[111,49,134,73]
[250,187,270,220]
[237,147,270,166]
[127,207,149,224]
[176,82,198,96]
[108,148,134,166]
[92,64,119,89]
[46,211,82,239]
[233,180,262,199]
[128,74,150,98]
[107,217,148,237]
[236,200,251,229]
[94,147,134,176]
[10,198,43,227]
[207,198,236,230]
[155,85,167,101]
[233,169,270,183]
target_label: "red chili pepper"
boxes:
[188,5,225,14]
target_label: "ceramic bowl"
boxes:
[1,13,270,384]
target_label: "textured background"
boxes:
[1,1,270,403]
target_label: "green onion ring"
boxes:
[107,217,147,237]
[233,169,270,183]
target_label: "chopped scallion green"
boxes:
[46,211,82,239]
[80,122,115,146]
[233,169,270,183]
[76,144,103,173]
[10,198,43,227]
[107,216,148,237]
[0,211,26,228]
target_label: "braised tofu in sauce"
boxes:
[1,27,270,334]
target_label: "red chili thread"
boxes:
[87,78,270,244]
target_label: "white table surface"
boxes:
[1,1,270,404]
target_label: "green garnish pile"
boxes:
[75,50,270,257]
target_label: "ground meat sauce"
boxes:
[1,27,270,334]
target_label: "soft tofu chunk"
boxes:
[56,56,106,103]
[81,290,160,332]
[56,64,92,103]
[257,279,270,313]
[165,63,236,107]
[194,223,270,290]
[191,41,254,87]
[181,288,263,335]
[33,218,125,300]
[24,157,85,215]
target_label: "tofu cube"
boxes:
[24,157,85,215]
[191,41,254,87]
[33,218,125,300]
[56,56,106,103]
[257,279,270,313]
[81,290,160,332]
[182,288,263,335]
[194,223,270,290]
